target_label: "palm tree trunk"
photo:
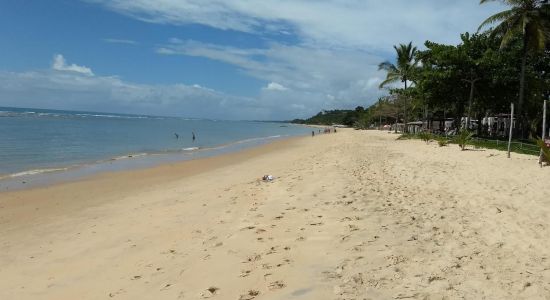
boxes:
[518,37,527,138]
[467,80,475,130]
[403,80,408,133]
[395,111,398,133]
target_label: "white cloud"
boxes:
[0,65,322,120]
[265,82,287,91]
[52,54,94,76]
[366,78,382,89]
[88,0,505,50]
[158,39,385,109]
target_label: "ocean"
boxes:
[0,107,311,190]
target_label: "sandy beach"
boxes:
[1,129,550,299]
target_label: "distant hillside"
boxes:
[291,107,366,126]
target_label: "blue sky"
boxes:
[0,0,504,120]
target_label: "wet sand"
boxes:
[1,129,549,299]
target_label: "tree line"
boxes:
[370,0,550,139]
[291,107,367,127]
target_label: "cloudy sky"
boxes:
[0,0,504,120]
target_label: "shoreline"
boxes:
[2,129,550,299]
[0,133,307,193]
[0,134,307,228]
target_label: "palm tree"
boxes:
[479,0,550,136]
[378,42,419,90]
[378,42,419,132]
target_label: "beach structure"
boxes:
[460,117,479,130]
[391,123,405,133]
[405,111,516,138]
[405,121,424,134]
[480,114,515,137]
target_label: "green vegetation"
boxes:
[454,130,475,150]
[418,132,433,144]
[437,138,449,147]
[378,42,420,126]
[368,0,550,138]
[480,0,550,135]
[396,133,415,140]
[471,138,539,155]
[378,42,419,90]
[399,132,539,155]
[292,107,369,127]
[536,139,550,163]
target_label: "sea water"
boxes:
[0,107,311,190]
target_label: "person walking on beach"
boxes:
[312,131,315,137]
[192,132,196,142]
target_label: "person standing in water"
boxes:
[192,131,196,142]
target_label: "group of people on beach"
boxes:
[312,127,337,137]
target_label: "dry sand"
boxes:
[1,129,550,299]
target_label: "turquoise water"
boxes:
[0,107,310,187]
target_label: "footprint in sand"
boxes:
[108,289,126,297]
[350,242,365,252]
[266,246,278,255]
[348,224,359,232]
[239,290,260,300]
[244,254,262,263]
[274,258,292,268]
[268,280,286,290]
[200,286,220,298]
[340,234,351,242]
[309,222,323,226]
[240,270,252,277]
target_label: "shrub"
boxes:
[454,130,474,151]
[353,119,369,130]
[418,132,433,144]
[437,138,449,147]
[536,139,550,165]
